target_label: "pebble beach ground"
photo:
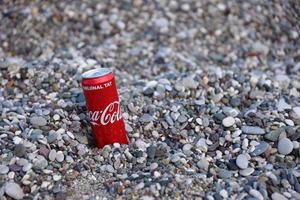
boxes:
[1,0,300,199]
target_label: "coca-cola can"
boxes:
[81,68,128,148]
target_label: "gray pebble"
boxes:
[14,144,26,157]
[22,163,33,172]
[239,168,254,176]
[236,154,249,169]
[139,114,153,123]
[5,182,24,200]
[49,149,57,161]
[278,138,293,155]
[0,165,9,174]
[251,141,269,156]
[218,169,232,179]
[222,116,235,127]
[30,116,47,126]
[197,158,209,171]
[56,151,64,162]
[241,126,265,135]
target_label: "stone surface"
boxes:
[5,182,25,200]
[241,126,265,135]
[278,138,293,155]
[236,154,249,169]
[222,116,235,127]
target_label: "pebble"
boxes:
[22,163,33,172]
[182,143,193,155]
[249,189,264,200]
[0,165,9,174]
[139,114,153,123]
[197,158,209,171]
[222,116,235,127]
[277,98,291,111]
[56,151,65,162]
[236,154,249,169]
[251,141,269,156]
[5,182,24,200]
[271,192,288,200]
[49,149,57,161]
[239,168,254,176]
[33,156,48,170]
[218,169,232,179]
[241,126,265,135]
[278,138,293,155]
[30,116,47,126]
[14,144,26,157]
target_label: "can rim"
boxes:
[81,68,112,79]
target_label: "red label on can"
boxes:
[81,68,128,148]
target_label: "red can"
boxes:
[81,68,128,148]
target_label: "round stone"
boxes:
[53,114,60,121]
[22,163,33,172]
[49,149,57,161]
[5,182,25,200]
[182,143,193,155]
[236,154,249,169]
[222,116,235,127]
[30,116,47,126]
[56,151,64,162]
[0,165,9,174]
[278,138,293,155]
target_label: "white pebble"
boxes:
[278,138,293,155]
[236,154,249,169]
[222,116,235,127]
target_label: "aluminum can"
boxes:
[81,68,128,148]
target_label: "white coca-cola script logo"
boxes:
[88,101,122,126]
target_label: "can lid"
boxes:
[81,68,112,79]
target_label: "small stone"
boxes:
[135,139,148,150]
[47,132,58,143]
[236,154,248,169]
[53,114,60,121]
[146,145,156,159]
[38,147,49,158]
[251,142,269,156]
[53,174,62,181]
[125,123,133,132]
[265,128,284,142]
[222,116,235,127]
[249,189,264,200]
[33,156,48,170]
[196,138,208,152]
[0,165,9,174]
[241,126,265,135]
[56,151,64,162]
[30,116,47,126]
[14,144,26,157]
[139,114,153,123]
[5,182,24,200]
[271,192,288,200]
[277,98,291,111]
[22,163,32,172]
[102,145,111,158]
[49,149,57,161]
[240,168,254,176]
[197,158,209,171]
[278,138,293,155]
[106,165,115,173]
[218,169,232,179]
[220,189,228,199]
[182,143,193,155]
